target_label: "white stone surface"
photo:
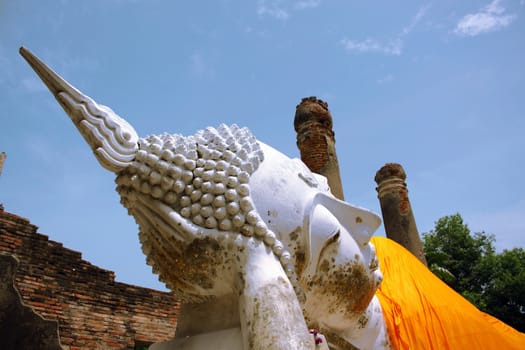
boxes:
[150,328,243,350]
[21,46,392,350]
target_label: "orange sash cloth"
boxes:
[372,237,525,349]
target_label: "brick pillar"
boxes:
[0,152,6,176]
[294,97,345,200]
[374,163,427,266]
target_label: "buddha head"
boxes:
[20,46,384,333]
[117,125,383,323]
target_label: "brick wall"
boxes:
[0,205,179,349]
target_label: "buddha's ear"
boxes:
[313,192,381,247]
[303,204,341,279]
[302,193,382,280]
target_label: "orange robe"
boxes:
[372,237,525,349]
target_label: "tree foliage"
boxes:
[423,213,525,332]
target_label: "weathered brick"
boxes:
[0,206,180,349]
[294,96,345,200]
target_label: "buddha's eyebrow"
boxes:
[298,170,320,188]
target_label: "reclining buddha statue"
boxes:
[20,47,525,350]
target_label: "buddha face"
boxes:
[301,198,382,329]
[249,143,383,329]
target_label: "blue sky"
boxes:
[1,0,524,291]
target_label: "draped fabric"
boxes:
[372,237,525,349]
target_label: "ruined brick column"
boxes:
[0,152,6,176]
[375,163,427,266]
[294,97,345,200]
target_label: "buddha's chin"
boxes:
[372,269,383,290]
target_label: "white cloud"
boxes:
[341,5,428,56]
[340,38,402,56]
[454,0,516,36]
[257,0,323,20]
[257,0,289,20]
[294,0,322,10]
[402,5,430,35]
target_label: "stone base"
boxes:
[150,328,243,350]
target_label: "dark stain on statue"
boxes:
[312,259,375,317]
[164,237,226,302]
[357,313,369,329]
[288,226,306,277]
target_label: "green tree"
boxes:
[484,248,525,331]
[422,213,525,332]
[422,214,495,297]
